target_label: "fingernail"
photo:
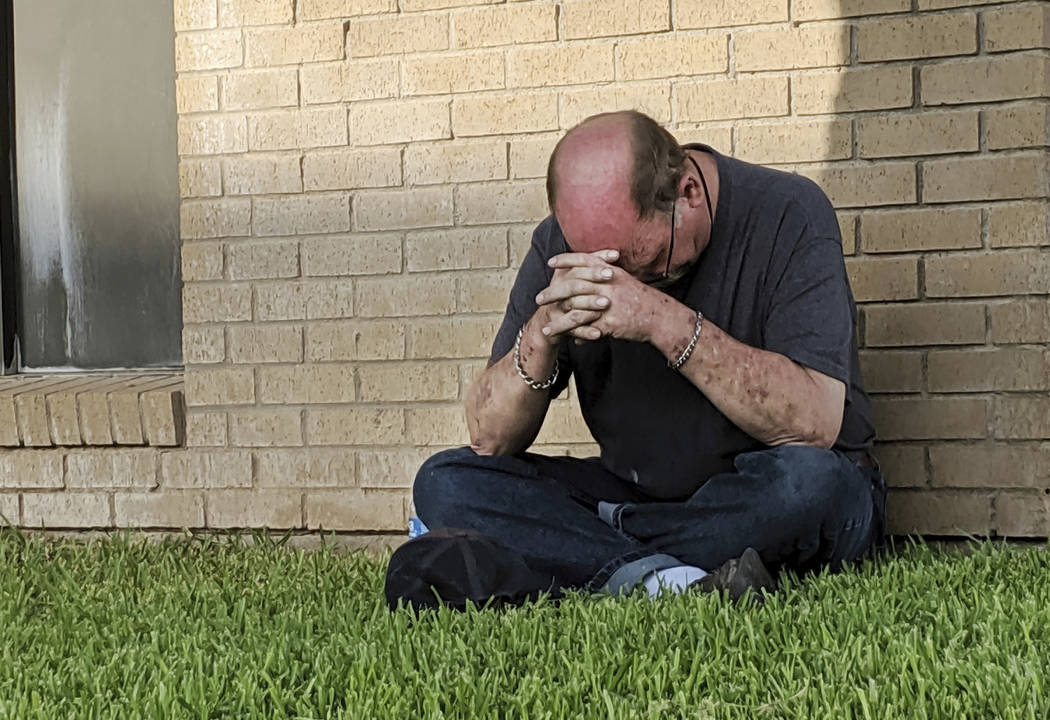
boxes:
[542,327,551,335]
[548,258,556,266]
[535,294,544,304]
[597,297,609,307]
[606,250,619,259]
[601,268,613,279]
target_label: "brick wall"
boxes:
[4,0,1045,537]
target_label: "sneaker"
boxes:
[693,547,777,602]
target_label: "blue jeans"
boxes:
[413,445,887,595]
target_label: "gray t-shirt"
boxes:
[490,144,875,499]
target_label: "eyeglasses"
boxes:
[662,154,714,281]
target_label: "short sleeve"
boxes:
[763,235,854,385]
[488,222,573,397]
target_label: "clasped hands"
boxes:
[532,249,664,346]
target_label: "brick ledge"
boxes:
[0,373,184,447]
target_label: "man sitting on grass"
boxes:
[389,110,887,608]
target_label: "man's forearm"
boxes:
[465,315,557,456]
[650,302,843,448]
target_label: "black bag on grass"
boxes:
[384,528,561,612]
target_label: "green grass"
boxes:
[1,529,1047,720]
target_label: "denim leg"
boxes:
[609,445,884,574]
[413,447,681,592]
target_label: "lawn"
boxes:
[1,528,1047,719]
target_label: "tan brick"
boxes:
[403,51,503,96]
[181,242,224,282]
[66,449,158,489]
[350,98,451,145]
[300,234,401,277]
[306,320,405,361]
[560,84,671,128]
[180,158,223,198]
[983,3,1050,53]
[795,162,916,209]
[988,201,1050,248]
[218,0,293,26]
[406,228,507,272]
[990,299,1050,343]
[185,411,228,447]
[560,0,668,39]
[919,0,1000,8]
[176,75,219,114]
[793,66,912,115]
[737,23,850,72]
[675,76,788,123]
[185,367,255,406]
[359,363,459,402]
[994,397,1050,439]
[177,115,248,156]
[408,316,501,359]
[858,110,978,159]
[254,279,355,321]
[175,0,217,30]
[456,182,547,225]
[252,449,357,489]
[404,141,506,186]
[23,493,111,529]
[45,391,82,446]
[872,397,988,441]
[672,125,734,154]
[183,327,225,364]
[300,59,400,104]
[506,44,614,89]
[358,447,434,488]
[348,14,447,57]
[858,13,976,62]
[226,240,299,280]
[206,489,302,528]
[224,154,301,196]
[245,22,344,66]
[402,0,494,9]
[735,119,851,165]
[354,187,453,231]
[0,494,18,525]
[229,409,302,447]
[253,193,350,236]
[928,348,1049,393]
[141,388,183,446]
[985,102,1050,151]
[924,153,1049,204]
[860,208,981,253]
[844,257,918,303]
[452,92,558,137]
[838,212,857,255]
[221,69,297,112]
[16,394,51,447]
[307,407,406,445]
[676,0,787,28]
[299,0,396,19]
[926,250,1050,298]
[864,303,985,347]
[535,402,595,444]
[183,284,252,323]
[793,0,908,21]
[0,452,64,488]
[180,198,251,239]
[886,490,990,535]
[115,492,204,528]
[452,4,557,48]
[616,33,726,81]
[874,443,926,487]
[162,450,253,488]
[405,405,470,445]
[249,107,347,151]
[175,30,243,71]
[930,443,1050,489]
[228,325,302,364]
[258,365,355,404]
[303,147,401,191]
[922,54,1050,106]
[306,489,405,531]
[509,135,558,180]
[995,492,1050,537]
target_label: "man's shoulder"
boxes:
[724,156,838,238]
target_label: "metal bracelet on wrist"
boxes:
[669,310,704,370]
[514,327,559,390]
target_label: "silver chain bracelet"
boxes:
[513,327,559,390]
[669,310,704,370]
